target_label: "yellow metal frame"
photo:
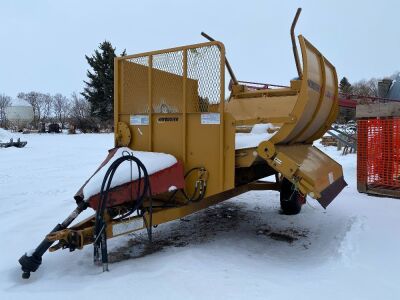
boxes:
[112,35,343,205]
[114,41,235,199]
[47,181,279,251]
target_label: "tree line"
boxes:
[0,41,124,132]
[337,72,399,123]
[0,91,95,132]
[339,71,399,97]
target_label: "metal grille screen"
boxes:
[119,43,223,114]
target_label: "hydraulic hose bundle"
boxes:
[182,167,208,202]
[93,151,152,272]
[165,167,208,205]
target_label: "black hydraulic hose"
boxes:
[95,161,122,266]
[181,167,207,202]
[93,153,152,271]
[96,155,149,220]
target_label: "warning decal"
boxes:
[201,113,220,125]
[130,115,149,125]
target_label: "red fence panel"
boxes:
[357,118,400,197]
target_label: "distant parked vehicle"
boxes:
[48,123,61,133]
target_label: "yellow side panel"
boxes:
[185,113,234,197]
[120,59,199,114]
[121,113,234,197]
[119,114,149,151]
[152,114,184,161]
[120,59,149,114]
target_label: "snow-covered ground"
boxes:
[0,128,13,142]
[0,131,399,299]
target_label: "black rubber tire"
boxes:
[280,178,306,215]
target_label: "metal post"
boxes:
[148,55,153,151]
[183,49,187,164]
[201,32,238,85]
[291,8,303,78]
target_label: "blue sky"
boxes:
[0,0,399,98]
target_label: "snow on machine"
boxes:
[19,8,346,279]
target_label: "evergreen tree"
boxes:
[339,77,352,94]
[82,41,116,123]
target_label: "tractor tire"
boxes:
[280,178,306,215]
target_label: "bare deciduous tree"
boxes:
[53,94,70,129]
[0,94,11,128]
[41,93,53,122]
[18,92,43,128]
[70,92,96,132]
[18,92,56,128]
[352,78,379,98]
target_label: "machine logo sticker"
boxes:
[157,117,179,123]
[307,79,321,93]
[325,91,333,99]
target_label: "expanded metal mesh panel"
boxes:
[357,118,400,192]
[119,43,222,114]
[121,56,149,113]
[152,51,183,113]
[187,45,221,112]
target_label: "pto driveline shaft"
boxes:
[18,201,88,279]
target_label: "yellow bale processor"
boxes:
[19,8,346,278]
